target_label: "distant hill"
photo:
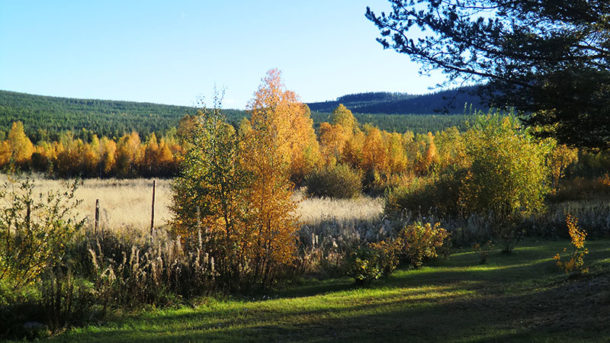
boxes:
[0,90,247,141]
[307,86,485,114]
[0,89,478,141]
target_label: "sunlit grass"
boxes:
[42,239,610,343]
[3,177,384,233]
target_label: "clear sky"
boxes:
[0,0,446,109]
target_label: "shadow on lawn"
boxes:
[51,241,610,343]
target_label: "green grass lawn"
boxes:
[48,240,610,342]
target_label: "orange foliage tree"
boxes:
[240,69,301,287]
[7,121,34,166]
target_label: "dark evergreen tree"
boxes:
[367,0,609,149]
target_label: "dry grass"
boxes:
[295,191,384,225]
[0,176,384,232]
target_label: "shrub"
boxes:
[394,222,450,268]
[0,177,89,338]
[0,177,84,289]
[459,114,551,253]
[368,240,399,276]
[346,246,386,285]
[305,163,362,198]
[384,172,464,219]
[554,214,589,275]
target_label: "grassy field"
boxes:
[43,240,610,343]
[8,177,383,231]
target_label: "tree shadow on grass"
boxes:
[50,269,610,342]
[49,241,610,342]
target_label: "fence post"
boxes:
[150,179,156,238]
[95,199,100,235]
[26,201,31,231]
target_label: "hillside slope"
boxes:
[307,86,484,114]
[0,90,247,140]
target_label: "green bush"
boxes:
[460,114,551,252]
[0,177,88,338]
[346,246,384,285]
[384,172,464,218]
[394,222,451,268]
[0,177,84,289]
[305,163,362,198]
[346,242,399,285]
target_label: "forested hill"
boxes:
[0,89,477,141]
[0,90,247,141]
[307,86,485,114]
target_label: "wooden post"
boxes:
[95,199,100,235]
[150,179,156,237]
[25,201,31,230]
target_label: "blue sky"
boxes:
[0,0,446,109]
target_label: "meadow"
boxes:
[9,176,384,232]
[1,74,608,343]
[38,239,610,342]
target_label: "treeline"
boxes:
[0,122,183,178]
[336,92,416,103]
[3,106,605,184]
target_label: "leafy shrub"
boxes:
[346,246,387,285]
[460,114,551,253]
[384,172,463,219]
[0,177,90,338]
[368,240,399,276]
[305,163,362,199]
[554,214,589,275]
[394,222,450,268]
[0,178,84,289]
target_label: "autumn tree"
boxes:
[7,122,34,165]
[0,141,11,167]
[547,143,579,193]
[115,132,143,177]
[240,69,301,287]
[171,103,252,291]
[99,137,117,176]
[414,132,440,176]
[286,104,321,184]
